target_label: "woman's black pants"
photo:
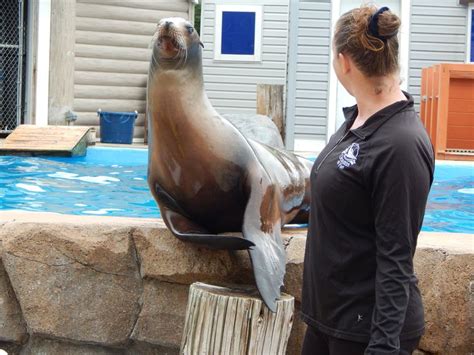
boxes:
[301,325,421,355]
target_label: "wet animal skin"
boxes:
[147,17,312,312]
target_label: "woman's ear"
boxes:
[338,53,351,75]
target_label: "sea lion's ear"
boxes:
[200,41,204,48]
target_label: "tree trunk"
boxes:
[180,282,294,355]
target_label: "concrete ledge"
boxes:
[0,211,472,354]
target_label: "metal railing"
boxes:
[0,0,24,133]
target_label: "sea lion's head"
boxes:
[151,17,203,72]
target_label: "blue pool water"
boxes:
[0,147,472,233]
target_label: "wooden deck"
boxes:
[0,125,92,157]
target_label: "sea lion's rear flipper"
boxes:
[152,182,254,250]
[160,205,254,250]
[242,175,286,313]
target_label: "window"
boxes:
[214,5,262,61]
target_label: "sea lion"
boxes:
[147,17,312,312]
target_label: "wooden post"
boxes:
[180,282,294,355]
[257,84,285,141]
[436,64,450,159]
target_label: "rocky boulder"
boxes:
[0,250,27,344]
[414,235,474,355]
[1,222,142,346]
[0,213,472,354]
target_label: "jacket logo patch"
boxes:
[337,143,360,169]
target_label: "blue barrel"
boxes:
[97,110,138,144]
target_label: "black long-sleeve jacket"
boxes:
[301,92,434,354]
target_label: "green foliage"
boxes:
[194,4,202,34]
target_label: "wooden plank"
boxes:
[206,91,256,100]
[76,16,157,36]
[76,3,188,24]
[295,72,329,82]
[446,139,474,150]
[0,125,92,157]
[295,99,326,109]
[411,24,466,35]
[202,50,288,61]
[49,0,75,125]
[431,65,440,147]
[75,57,149,74]
[74,98,146,113]
[448,100,474,114]
[208,99,256,109]
[201,59,287,71]
[289,117,326,127]
[203,75,285,86]
[77,0,189,12]
[294,125,327,135]
[447,112,474,126]
[75,43,152,61]
[75,71,148,87]
[410,51,469,62]
[448,79,474,99]
[437,152,474,161]
[295,89,327,100]
[203,67,285,79]
[295,108,327,118]
[75,85,146,100]
[446,126,474,141]
[76,30,153,49]
[420,67,427,127]
[425,66,433,143]
[436,64,451,157]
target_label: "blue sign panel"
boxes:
[471,9,473,62]
[221,11,256,55]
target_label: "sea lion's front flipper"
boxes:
[160,205,254,250]
[242,174,286,312]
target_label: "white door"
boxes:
[334,1,402,129]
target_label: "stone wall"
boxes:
[0,212,472,354]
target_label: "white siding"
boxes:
[200,0,290,115]
[290,0,331,142]
[73,0,192,139]
[409,0,468,111]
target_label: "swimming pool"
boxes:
[0,147,472,233]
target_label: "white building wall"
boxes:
[200,0,471,152]
[200,0,290,115]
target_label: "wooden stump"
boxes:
[256,84,285,141]
[180,282,294,355]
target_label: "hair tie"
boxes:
[368,6,398,41]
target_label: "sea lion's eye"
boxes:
[186,25,194,34]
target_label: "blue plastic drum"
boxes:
[97,110,138,144]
